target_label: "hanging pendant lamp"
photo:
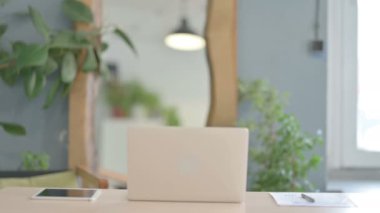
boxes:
[164,1,205,51]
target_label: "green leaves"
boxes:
[24,71,46,99]
[49,31,91,49]
[43,78,61,109]
[101,42,109,52]
[239,80,323,192]
[62,0,93,23]
[163,107,181,126]
[0,0,9,7]
[99,62,111,79]
[22,151,49,171]
[0,24,7,38]
[28,6,51,41]
[42,57,58,75]
[0,50,8,64]
[114,28,137,55]
[62,82,72,97]
[308,155,321,168]
[1,65,18,86]
[24,71,37,98]
[32,73,46,98]
[61,52,77,83]
[0,3,140,140]
[49,31,92,49]
[0,2,137,112]
[12,41,26,56]
[82,47,97,72]
[1,72,17,86]
[14,43,48,70]
[0,122,26,136]
[0,51,17,85]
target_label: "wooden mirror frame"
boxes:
[206,0,238,127]
[68,0,101,169]
[68,0,238,169]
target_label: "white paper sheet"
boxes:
[270,193,356,207]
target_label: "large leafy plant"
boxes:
[0,0,135,136]
[239,80,322,192]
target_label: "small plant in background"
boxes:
[21,151,50,171]
[163,107,181,126]
[105,80,181,126]
[105,81,159,117]
[239,79,323,192]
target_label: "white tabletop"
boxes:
[0,187,379,213]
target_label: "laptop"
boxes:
[127,127,249,203]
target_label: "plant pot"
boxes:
[112,107,127,118]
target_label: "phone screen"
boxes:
[36,189,97,198]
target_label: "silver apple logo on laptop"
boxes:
[178,154,200,175]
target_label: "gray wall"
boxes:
[0,0,69,170]
[238,0,327,190]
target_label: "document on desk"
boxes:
[270,193,356,207]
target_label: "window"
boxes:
[357,1,380,152]
[328,0,380,169]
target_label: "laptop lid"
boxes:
[127,127,249,203]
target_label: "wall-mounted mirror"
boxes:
[92,0,237,182]
[98,0,210,127]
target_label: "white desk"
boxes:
[0,187,379,213]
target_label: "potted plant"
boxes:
[105,80,181,126]
[239,79,323,192]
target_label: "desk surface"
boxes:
[0,187,379,213]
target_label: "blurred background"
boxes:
[1,0,380,194]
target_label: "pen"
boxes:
[301,193,315,203]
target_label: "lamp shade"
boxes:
[165,18,205,51]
